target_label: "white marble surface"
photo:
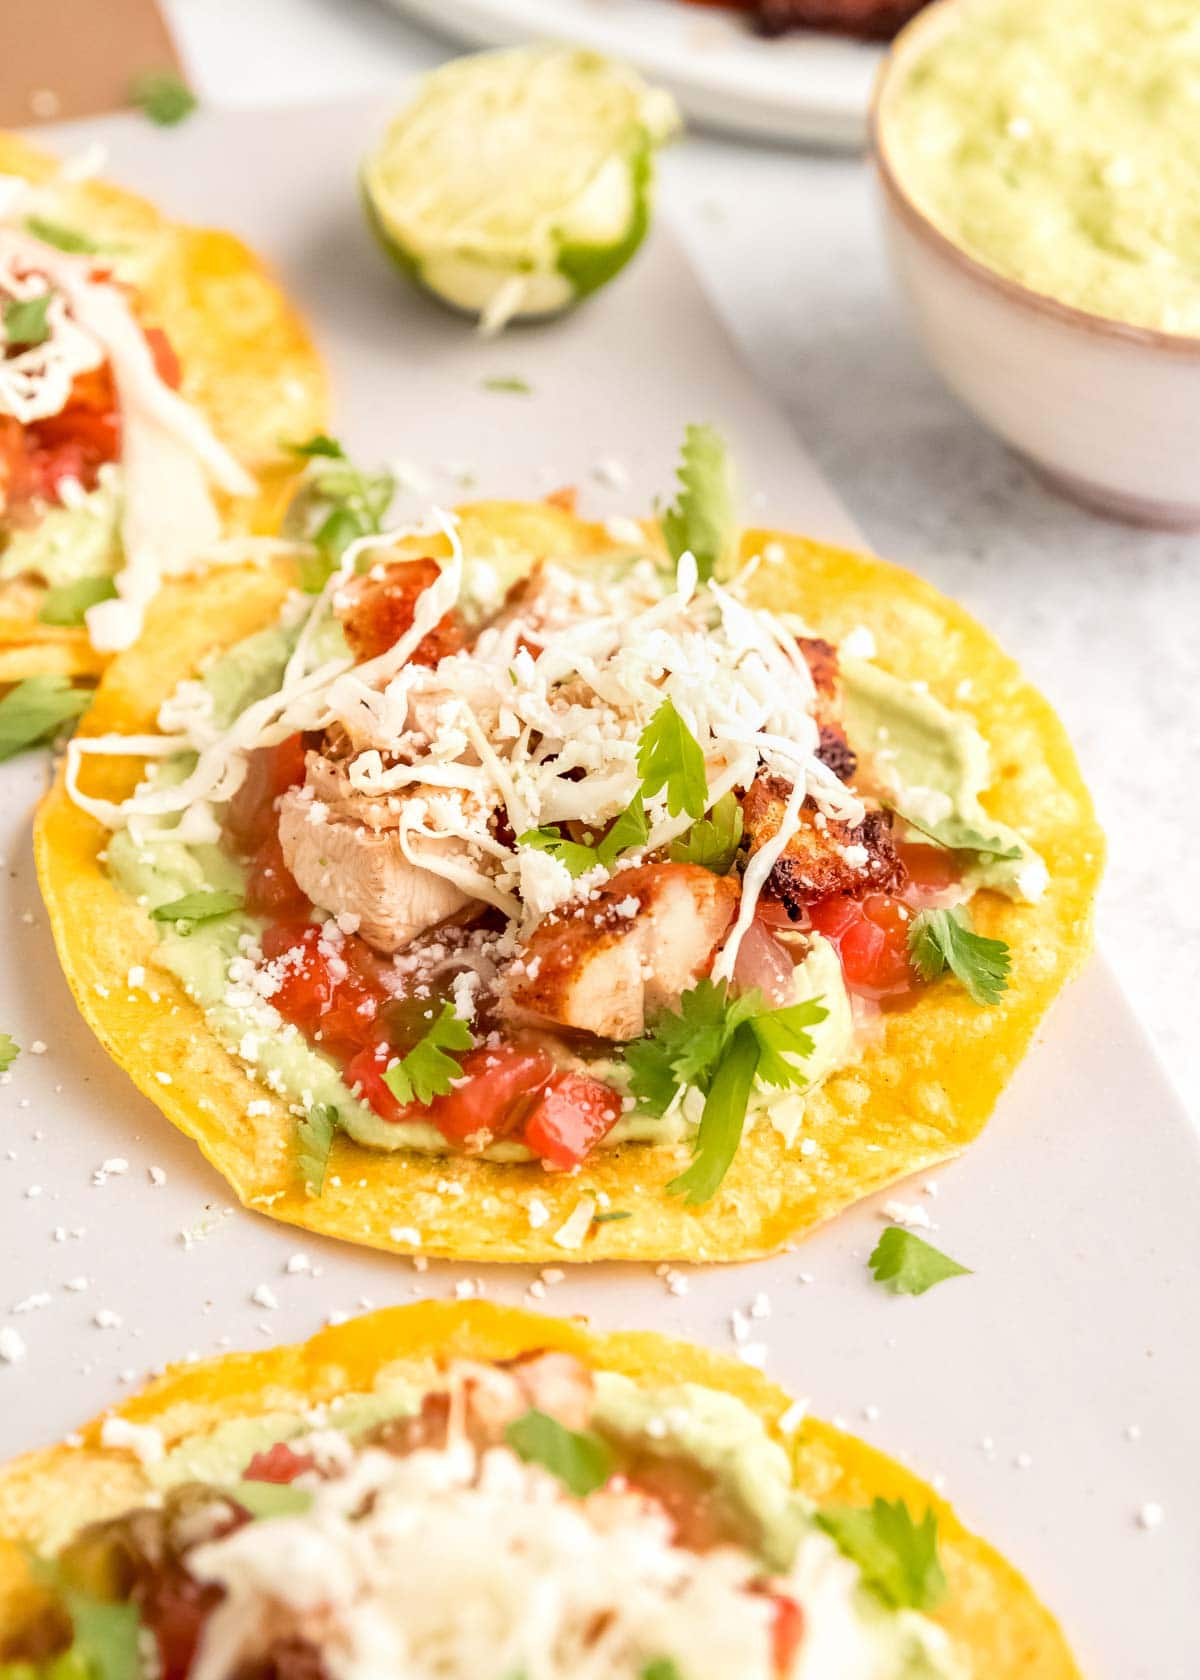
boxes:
[164,0,1199,1119]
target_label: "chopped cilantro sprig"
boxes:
[868,1227,971,1296]
[908,907,1010,1005]
[504,1409,612,1497]
[38,576,118,628]
[382,1002,473,1106]
[668,790,743,875]
[296,1102,340,1197]
[0,1033,18,1072]
[816,1499,946,1613]
[130,70,197,126]
[283,434,396,593]
[517,695,711,877]
[149,889,242,926]
[0,677,90,762]
[4,293,52,348]
[660,422,737,583]
[625,979,827,1204]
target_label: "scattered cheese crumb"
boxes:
[100,1416,164,1465]
[0,1327,27,1364]
[251,1284,279,1311]
[93,1309,122,1330]
[552,1197,596,1250]
[1137,1502,1164,1531]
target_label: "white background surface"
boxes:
[1,7,1197,1676]
[160,0,1200,1123]
[1,100,1198,1679]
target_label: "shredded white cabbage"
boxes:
[68,518,865,960]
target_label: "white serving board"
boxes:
[387,0,881,149]
[1,104,1197,1679]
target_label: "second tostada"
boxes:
[0,134,326,682]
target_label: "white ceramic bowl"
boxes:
[871,0,1200,530]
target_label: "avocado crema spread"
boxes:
[75,504,1040,1193]
[886,0,1200,335]
[9,1355,959,1680]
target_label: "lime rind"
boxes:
[361,46,680,329]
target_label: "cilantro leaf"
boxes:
[626,978,751,1115]
[897,807,1021,861]
[667,1020,760,1205]
[25,215,102,254]
[232,1480,314,1520]
[868,1227,972,1296]
[505,1408,612,1496]
[637,697,707,821]
[660,422,737,583]
[285,446,396,593]
[4,294,52,349]
[750,997,828,1090]
[27,1561,141,1680]
[816,1499,946,1612]
[38,576,117,628]
[382,1002,473,1106]
[517,826,601,879]
[284,433,344,460]
[640,1663,684,1680]
[592,1208,632,1223]
[0,677,90,762]
[129,70,197,126]
[597,790,649,867]
[668,790,743,874]
[0,1033,17,1072]
[908,907,1010,1006]
[482,375,532,394]
[296,1102,339,1196]
[149,889,242,925]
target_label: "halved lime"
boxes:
[361,46,681,331]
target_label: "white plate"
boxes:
[385,0,883,148]
[3,103,1198,1678]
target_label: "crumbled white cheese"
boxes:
[100,1415,164,1465]
[0,1327,27,1364]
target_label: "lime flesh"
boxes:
[362,46,680,330]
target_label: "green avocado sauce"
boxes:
[886,0,1200,335]
[0,474,121,589]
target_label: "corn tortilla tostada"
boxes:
[0,133,327,679]
[0,1300,1080,1678]
[34,436,1103,1262]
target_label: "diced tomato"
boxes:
[522,1071,623,1170]
[139,1570,223,1680]
[224,734,309,853]
[428,1043,554,1146]
[263,922,381,1055]
[807,891,916,999]
[340,557,466,666]
[895,839,960,894]
[344,1042,408,1122]
[244,1441,316,1484]
[143,324,182,389]
[244,831,310,917]
[768,1593,805,1676]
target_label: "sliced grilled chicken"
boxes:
[742,775,902,918]
[505,862,739,1041]
[797,635,857,782]
[277,789,471,953]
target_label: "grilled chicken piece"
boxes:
[798,635,857,783]
[337,556,465,666]
[365,1352,594,1457]
[742,775,902,918]
[278,789,471,954]
[506,863,739,1041]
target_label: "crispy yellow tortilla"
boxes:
[0,1301,1079,1677]
[0,132,328,679]
[34,502,1103,1263]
